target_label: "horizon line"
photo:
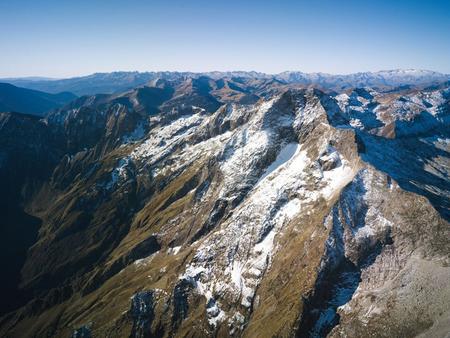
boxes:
[1,68,449,80]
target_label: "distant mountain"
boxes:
[0,76,58,82]
[0,83,77,116]
[2,72,163,96]
[2,69,449,96]
[277,69,450,89]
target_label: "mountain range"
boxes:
[0,71,449,337]
[2,69,449,96]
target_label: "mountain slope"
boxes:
[0,79,449,337]
[0,83,77,116]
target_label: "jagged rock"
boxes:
[130,291,155,338]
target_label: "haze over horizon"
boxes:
[2,68,450,81]
[1,0,449,78]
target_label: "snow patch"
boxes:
[257,142,301,184]
[106,157,131,189]
[321,155,355,200]
[168,246,182,255]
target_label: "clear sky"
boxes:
[1,0,449,78]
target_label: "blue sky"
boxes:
[0,0,449,77]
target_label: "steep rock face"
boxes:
[298,167,450,337]
[326,167,450,337]
[0,83,449,338]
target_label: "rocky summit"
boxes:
[0,74,449,338]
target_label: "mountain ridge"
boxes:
[2,69,449,96]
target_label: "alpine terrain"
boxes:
[0,71,449,338]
